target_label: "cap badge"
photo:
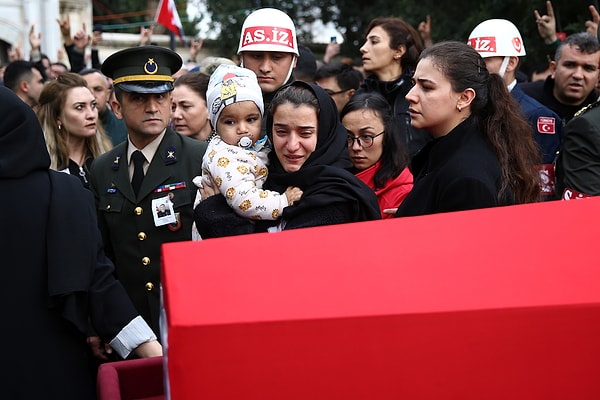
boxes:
[144,58,158,75]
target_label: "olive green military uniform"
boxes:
[90,45,206,336]
[90,130,205,335]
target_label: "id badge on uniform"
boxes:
[152,196,177,226]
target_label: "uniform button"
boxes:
[138,232,147,241]
[145,282,154,291]
[134,207,143,215]
[105,204,111,210]
[142,257,150,266]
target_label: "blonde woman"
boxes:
[37,72,112,188]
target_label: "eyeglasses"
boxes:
[324,88,350,96]
[347,131,384,148]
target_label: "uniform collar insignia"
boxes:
[165,146,177,164]
[112,152,123,170]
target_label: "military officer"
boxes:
[90,46,206,337]
[555,101,600,199]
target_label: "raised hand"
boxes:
[57,15,74,47]
[29,24,42,51]
[534,1,558,44]
[72,22,91,52]
[8,44,22,62]
[323,41,340,64]
[188,38,203,62]
[139,25,154,46]
[585,5,600,38]
[418,15,433,48]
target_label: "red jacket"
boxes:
[356,161,413,219]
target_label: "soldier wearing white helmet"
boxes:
[237,8,300,135]
[238,8,299,96]
[468,19,563,199]
[468,19,526,80]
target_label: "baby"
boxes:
[192,64,301,239]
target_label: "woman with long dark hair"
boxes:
[396,41,541,217]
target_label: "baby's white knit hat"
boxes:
[206,64,264,129]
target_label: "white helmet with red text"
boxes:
[467,19,526,58]
[467,19,525,78]
[237,8,299,56]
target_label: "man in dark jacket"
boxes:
[90,46,206,338]
[3,60,46,110]
[80,68,128,145]
[555,27,600,200]
[519,32,600,125]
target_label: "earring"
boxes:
[394,55,400,60]
[58,124,62,130]
[457,105,462,112]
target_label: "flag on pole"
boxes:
[155,0,185,42]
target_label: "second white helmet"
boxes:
[467,19,526,58]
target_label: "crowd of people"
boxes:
[3,1,600,397]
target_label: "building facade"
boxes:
[0,0,92,66]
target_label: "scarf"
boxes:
[265,81,381,222]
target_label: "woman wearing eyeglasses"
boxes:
[357,17,431,158]
[340,92,413,219]
[194,81,381,238]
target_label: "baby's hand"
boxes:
[284,186,303,205]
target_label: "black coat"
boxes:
[396,118,512,217]
[519,76,599,125]
[90,128,206,336]
[0,86,139,399]
[195,193,359,237]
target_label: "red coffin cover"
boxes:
[162,197,600,400]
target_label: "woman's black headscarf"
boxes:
[0,86,50,178]
[265,81,381,222]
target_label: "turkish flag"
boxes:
[155,0,185,42]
